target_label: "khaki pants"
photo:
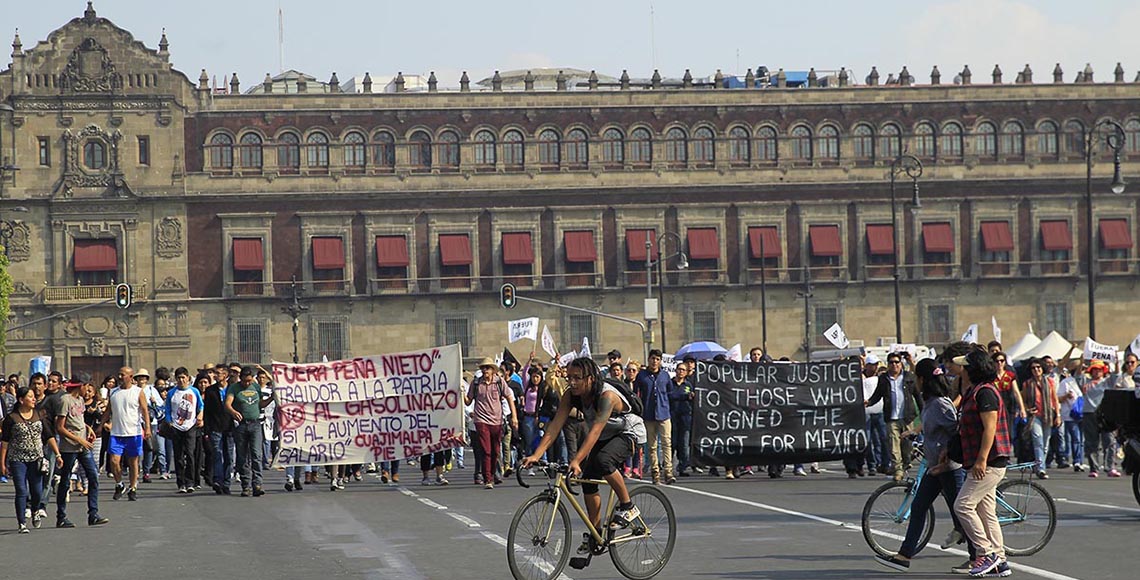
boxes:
[645,419,673,480]
[953,466,1006,558]
[887,420,910,476]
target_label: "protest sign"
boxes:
[660,353,678,374]
[558,352,577,367]
[726,344,742,362]
[271,344,465,467]
[1084,337,1118,363]
[961,324,979,344]
[580,336,591,359]
[541,325,558,359]
[1131,333,1140,357]
[992,316,1002,344]
[508,317,539,343]
[691,358,867,465]
[823,323,850,349]
[889,343,917,359]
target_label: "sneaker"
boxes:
[335,479,346,490]
[0,475,7,483]
[391,474,400,484]
[330,482,338,492]
[525,468,535,477]
[160,473,171,480]
[794,467,808,477]
[88,515,109,526]
[142,474,151,484]
[33,508,46,528]
[421,477,433,486]
[294,479,302,491]
[691,466,706,474]
[484,482,494,489]
[436,476,449,486]
[611,504,640,529]
[1108,469,1122,478]
[1057,462,1071,469]
[983,561,1012,578]
[127,488,138,501]
[380,470,390,483]
[353,473,363,482]
[1036,471,1049,480]
[1089,471,1099,478]
[177,487,188,494]
[665,476,677,485]
[17,524,29,534]
[493,475,503,485]
[874,554,911,572]
[724,471,734,480]
[969,553,1001,577]
[576,532,593,555]
[284,480,294,492]
[810,464,821,474]
[1073,464,1085,472]
[941,528,965,549]
[240,488,251,497]
[474,473,484,485]
[56,518,75,529]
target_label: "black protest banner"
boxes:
[691,358,867,466]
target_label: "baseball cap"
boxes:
[865,354,881,365]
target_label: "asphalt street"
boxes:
[0,461,1134,579]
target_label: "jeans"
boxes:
[209,431,234,488]
[1065,420,1084,466]
[39,444,57,510]
[171,427,200,490]
[379,460,400,475]
[1029,417,1051,473]
[57,451,100,522]
[671,416,691,472]
[520,415,538,455]
[8,460,43,525]
[900,467,976,559]
[1046,420,1068,466]
[233,420,263,489]
[165,436,176,474]
[865,413,887,471]
[146,426,168,474]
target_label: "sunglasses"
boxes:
[995,358,1006,363]
[888,360,902,364]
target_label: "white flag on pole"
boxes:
[540,325,558,359]
[823,323,850,349]
[1130,333,1140,356]
[507,317,540,343]
[1084,337,1119,363]
[991,316,1002,344]
[579,336,591,359]
[961,324,979,344]
[726,343,742,362]
[558,352,577,367]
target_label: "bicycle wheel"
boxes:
[861,481,934,558]
[996,479,1056,556]
[507,494,572,580]
[1133,471,1140,509]
[609,485,676,580]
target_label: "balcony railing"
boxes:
[42,282,149,304]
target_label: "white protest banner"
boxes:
[508,317,540,343]
[271,344,465,467]
[540,325,558,359]
[823,323,850,349]
[660,353,678,374]
[726,343,743,362]
[580,336,591,359]
[1083,337,1118,363]
[1131,333,1140,356]
[889,343,918,359]
[558,352,577,367]
[992,316,1002,344]
[961,324,979,344]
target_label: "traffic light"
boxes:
[115,283,132,310]
[500,283,516,309]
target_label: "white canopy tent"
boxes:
[1014,331,1081,362]
[1004,332,1041,361]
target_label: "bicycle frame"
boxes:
[994,462,1036,525]
[890,459,929,523]
[535,470,649,548]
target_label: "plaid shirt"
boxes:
[959,381,1012,468]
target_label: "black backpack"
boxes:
[602,376,644,417]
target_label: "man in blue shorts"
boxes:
[102,367,151,501]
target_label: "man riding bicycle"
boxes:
[523,357,647,565]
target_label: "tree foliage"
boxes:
[0,248,11,355]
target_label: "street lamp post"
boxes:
[1085,120,1127,340]
[644,230,687,352]
[889,154,923,344]
[281,275,309,364]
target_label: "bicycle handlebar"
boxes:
[516,460,577,494]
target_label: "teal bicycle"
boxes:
[861,444,1057,558]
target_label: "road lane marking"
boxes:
[1055,497,1140,513]
[660,482,1081,580]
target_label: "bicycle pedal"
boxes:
[568,555,592,570]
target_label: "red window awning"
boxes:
[564,231,596,263]
[687,228,720,260]
[1040,221,1073,251]
[626,229,658,262]
[502,232,534,265]
[73,239,118,272]
[1099,219,1133,250]
[748,226,781,259]
[809,225,842,257]
[922,222,955,253]
[312,236,345,269]
[439,234,473,266]
[232,238,264,271]
[865,224,895,256]
[980,221,1014,252]
[376,235,409,267]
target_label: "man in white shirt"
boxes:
[102,367,151,502]
[1056,360,1084,472]
[863,355,887,476]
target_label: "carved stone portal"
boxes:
[5,222,31,261]
[155,217,183,258]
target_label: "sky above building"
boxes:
[7,0,1138,88]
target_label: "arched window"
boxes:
[437,130,460,168]
[1126,120,1140,154]
[83,141,106,169]
[629,127,652,165]
[728,126,750,162]
[999,122,1024,158]
[602,128,624,164]
[692,127,714,163]
[790,126,812,161]
[474,130,496,166]
[538,129,561,167]
[565,128,588,167]
[209,133,234,170]
[940,123,963,158]
[503,130,524,167]
[818,125,839,161]
[277,132,300,173]
[239,133,262,169]
[974,122,997,159]
[1063,120,1085,156]
[344,132,366,168]
[409,131,432,168]
[879,124,901,160]
[664,127,687,164]
[853,124,874,159]
[914,123,936,159]
[306,132,329,168]
[756,126,777,162]
[1035,121,1058,158]
[372,131,395,169]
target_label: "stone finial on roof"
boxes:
[263,73,273,94]
[158,29,169,58]
[1115,62,1125,83]
[1075,71,1085,83]
[556,70,568,91]
[296,76,307,92]
[460,71,470,92]
[588,70,599,90]
[328,72,340,93]
[394,72,405,92]
[619,69,630,90]
[229,73,240,94]
[491,70,502,92]
[682,69,693,88]
[1135,71,1140,83]
[775,68,787,88]
[1053,63,1064,83]
[992,64,1002,84]
[744,68,755,87]
[899,66,912,86]
[930,66,941,85]
[11,29,22,57]
[867,66,879,86]
[838,67,848,87]
[960,65,972,85]
[1082,63,1094,83]
[362,72,372,93]
[713,69,723,89]
[427,71,437,92]
[523,70,535,92]
[807,68,818,87]
[84,1,97,23]
[651,69,662,89]
[1021,64,1032,84]
[198,69,209,90]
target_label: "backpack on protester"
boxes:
[602,376,644,417]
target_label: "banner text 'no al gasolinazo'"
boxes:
[271,344,465,467]
[691,358,867,466]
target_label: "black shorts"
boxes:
[581,435,634,494]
